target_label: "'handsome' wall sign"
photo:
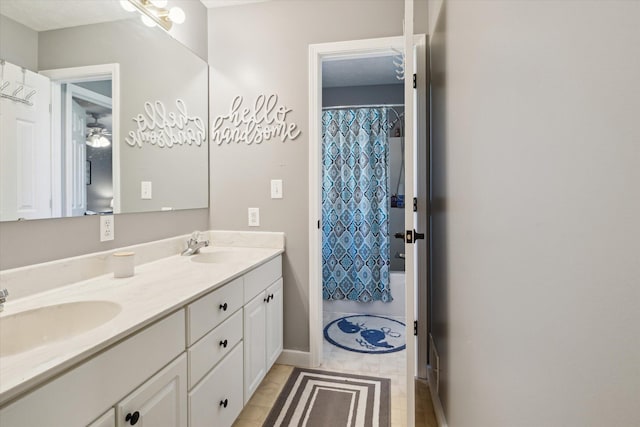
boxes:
[211,94,301,145]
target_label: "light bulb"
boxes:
[120,0,136,12]
[149,0,168,7]
[168,7,185,24]
[141,14,156,27]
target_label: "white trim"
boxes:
[276,350,312,368]
[427,366,448,427]
[308,35,405,371]
[404,3,416,425]
[40,63,121,214]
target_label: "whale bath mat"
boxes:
[324,314,406,354]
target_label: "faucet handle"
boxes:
[190,230,203,242]
[0,289,8,298]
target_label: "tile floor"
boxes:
[232,311,438,427]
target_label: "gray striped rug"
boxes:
[263,368,390,427]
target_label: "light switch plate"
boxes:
[141,181,152,199]
[271,179,283,199]
[100,215,115,242]
[248,207,260,227]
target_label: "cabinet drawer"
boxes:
[187,309,243,389]
[187,277,243,345]
[189,343,244,427]
[244,256,282,303]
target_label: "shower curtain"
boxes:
[322,107,392,302]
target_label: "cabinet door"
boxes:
[116,354,187,427]
[88,409,115,427]
[243,292,267,404]
[265,278,283,370]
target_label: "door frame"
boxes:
[40,63,121,215]
[308,33,427,425]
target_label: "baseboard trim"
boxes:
[427,366,448,427]
[276,350,312,368]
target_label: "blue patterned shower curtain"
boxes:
[322,108,391,302]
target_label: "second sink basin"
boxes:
[0,301,122,357]
[190,250,243,264]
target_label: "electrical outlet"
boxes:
[141,181,152,200]
[271,179,283,199]
[100,215,115,242]
[248,207,260,227]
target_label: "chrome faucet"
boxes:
[181,231,209,256]
[0,289,8,312]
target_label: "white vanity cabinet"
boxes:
[116,354,187,427]
[186,276,245,427]
[88,410,115,427]
[243,256,284,403]
[0,310,185,427]
[0,254,283,427]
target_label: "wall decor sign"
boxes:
[211,94,301,145]
[125,99,206,148]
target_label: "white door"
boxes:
[116,354,187,427]
[403,2,430,425]
[265,278,284,370]
[243,292,267,404]
[66,96,87,216]
[0,61,52,221]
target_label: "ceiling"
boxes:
[322,55,404,88]
[200,0,270,8]
[0,0,132,32]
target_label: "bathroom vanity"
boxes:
[0,231,284,427]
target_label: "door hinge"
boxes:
[413,197,418,212]
[413,74,417,89]
[405,229,425,244]
[414,321,418,336]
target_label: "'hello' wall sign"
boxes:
[211,94,301,145]
[125,99,206,148]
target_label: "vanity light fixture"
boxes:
[120,0,185,31]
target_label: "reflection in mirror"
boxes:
[0,0,208,222]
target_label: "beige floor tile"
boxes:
[231,418,262,427]
[236,403,271,423]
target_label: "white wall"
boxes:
[429,1,640,426]
[208,0,405,352]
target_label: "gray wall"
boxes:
[322,84,404,107]
[208,0,404,352]
[0,14,38,71]
[76,80,112,98]
[0,8,209,270]
[429,1,640,426]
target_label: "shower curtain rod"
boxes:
[321,103,404,110]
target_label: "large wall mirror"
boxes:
[0,0,208,222]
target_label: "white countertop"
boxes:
[0,244,283,406]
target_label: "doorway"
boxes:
[308,34,428,426]
[40,63,120,217]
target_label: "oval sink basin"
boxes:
[191,250,242,264]
[0,301,121,357]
